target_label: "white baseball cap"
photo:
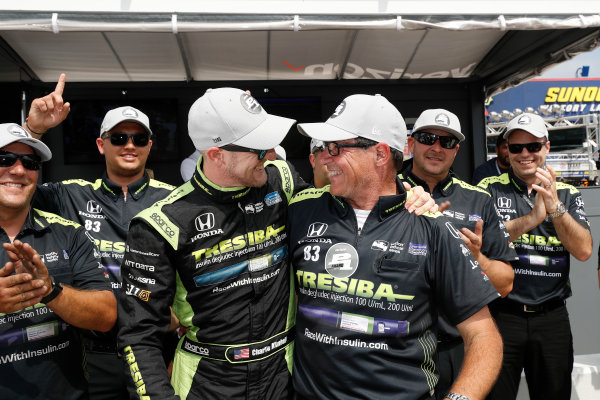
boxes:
[100,106,152,137]
[188,88,296,151]
[297,94,407,152]
[504,113,548,139]
[310,138,324,153]
[412,109,465,141]
[0,123,52,161]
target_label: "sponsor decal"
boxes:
[445,222,461,239]
[470,259,479,269]
[62,250,69,260]
[240,93,262,114]
[468,214,482,222]
[576,197,584,207]
[296,270,415,301]
[128,273,156,285]
[265,191,282,206]
[459,244,470,257]
[234,348,250,360]
[389,242,405,253]
[371,240,389,251]
[195,213,215,231]
[307,222,328,237]
[497,197,512,209]
[124,259,155,272]
[325,243,359,279]
[238,202,264,214]
[514,234,562,246]
[86,200,102,214]
[45,251,59,263]
[125,283,151,301]
[126,246,160,257]
[95,239,125,254]
[123,346,150,399]
[408,242,428,256]
[183,341,210,356]
[150,212,175,238]
[443,210,454,218]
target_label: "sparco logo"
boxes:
[497,197,512,209]
[150,213,175,237]
[87,200,102,214]
[183,341,210,356]
[195,213,215,231]
[307,222,328,237]
[240,93,263,114]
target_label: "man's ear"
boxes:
[204,147,224,165]
[96,138,105,155]
[374,142,391,165]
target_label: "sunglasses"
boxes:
[412,132,460,149]
[0,150,42,171]
[508,142,547,154]
[324,141,376,156]
[221,145,269,160]
[101,132,151,147]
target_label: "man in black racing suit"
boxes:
[117,88,307,400]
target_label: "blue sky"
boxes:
[538,47,600,79]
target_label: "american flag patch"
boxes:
[234,348,250,360]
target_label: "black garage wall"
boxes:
[13,79,486,187]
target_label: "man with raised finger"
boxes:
[478,113,593,400]
[23,74,175,400]
[0,123,115,399]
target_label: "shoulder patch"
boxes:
[477,173,509,189]
[556,181,580,194]
[290,186,330,205]
[452,178,491,197]
[149,179,175,191]
[33,209,81,229]
[266,160,294,203]
[61,178,97,188]
[134,182,194,250]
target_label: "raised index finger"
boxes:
[54,73,66,95]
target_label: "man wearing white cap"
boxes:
[308,138,330,188]
[117,87,310,400]
[401,108,517,399]
[289,94,502,400]
[23,74,175,400]
[478,113,592,400]
[0,123,116,399]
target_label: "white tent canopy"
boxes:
[0,4,599,95]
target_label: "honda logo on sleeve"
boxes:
[195,213,215,231]
[497,197,512,209]
[307,222,328,237]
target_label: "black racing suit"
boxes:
[117,158,308,400]
[32,172,174,399]
[288,180,500,399]
[0,209,111,400]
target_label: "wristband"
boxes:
[25,119,46,135]
[446,393,471,400]
[41,276,63,304]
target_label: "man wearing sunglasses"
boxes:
[22,74,176,400]
[478,113,592,400]
[289,95,502,400]
[0,123,116,399]
[400,109,517,399]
